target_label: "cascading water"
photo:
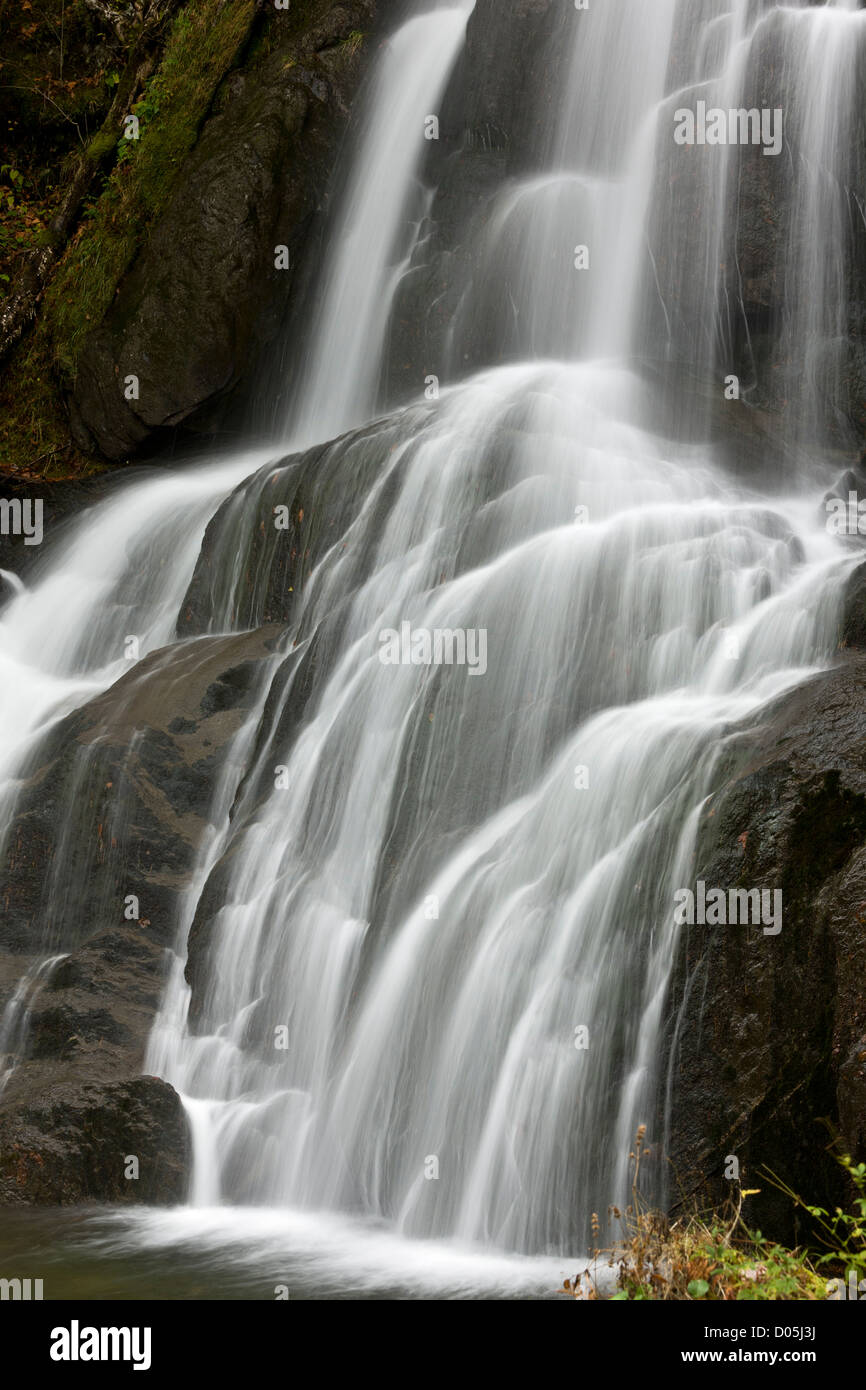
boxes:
[147,367,851,1254]
[144,0,864,1254]
[287,3,474,446]
[1,0,864,1294]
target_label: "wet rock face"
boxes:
[177,408,426,637]
[0,625,282,1203]
[666,596,866,1235]
[840,561,866,650]
[69,0,385,461]
[0,1076,189,1205]
[0,626,282,956]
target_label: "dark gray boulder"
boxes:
[0,1076,189,1206]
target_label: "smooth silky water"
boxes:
[0,0,863,1297]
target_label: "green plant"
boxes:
[763,1152,866,1283]
[561,1128,830,1301]
[1,165,25,212]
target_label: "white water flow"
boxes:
[144,0,864,1258]
[0,450,275,798]
[288,3,473,448]
[0,0,861,1282]
[645,0,866,441]
[148,364,852,1252]
[446,0,680,362]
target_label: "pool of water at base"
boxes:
[0,1206,587,1300]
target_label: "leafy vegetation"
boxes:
[763,1153,866,1286]
[0,0,130,288]
[561,1128,866,1301]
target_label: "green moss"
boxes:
[1,0,258,476]
[44,0,257,381]
[0,335,99,478]
[85,129,120,164]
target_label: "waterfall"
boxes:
[1,0,864,1286]
[288,3,474,446]
[146,362,851,1252]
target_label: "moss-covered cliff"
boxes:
[0,0,387,477]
